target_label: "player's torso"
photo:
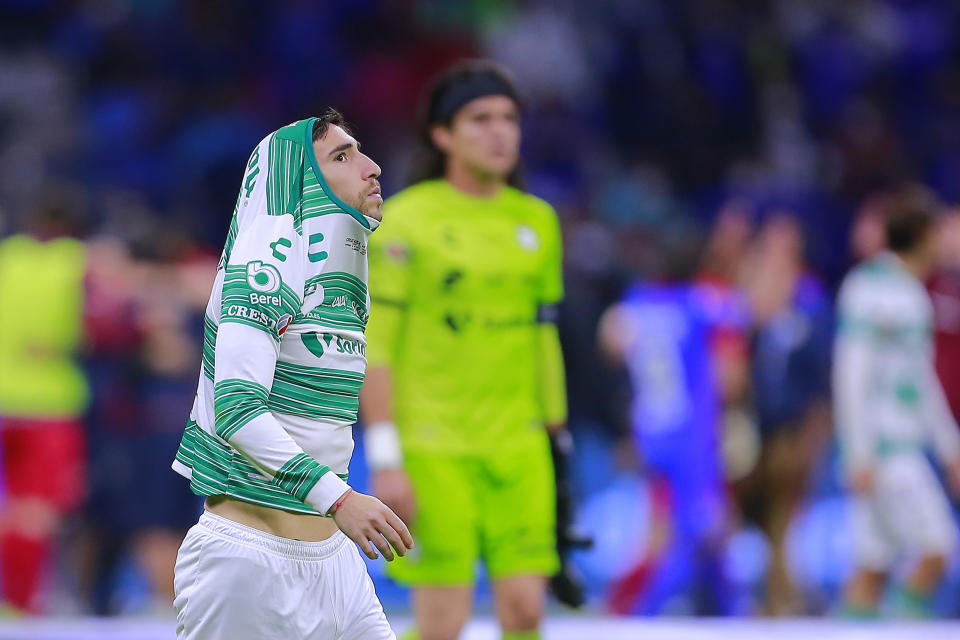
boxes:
[0,235,88,416]
[390,186,550,448]
[847,261,934,438]
[277,212,372,428]
[205,207,374,472]
[622,287,714,437]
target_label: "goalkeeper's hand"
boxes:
[548,428,594,608]
[550,562,588,608]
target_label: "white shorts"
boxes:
[174,511,395,640]
[853,453,958,571]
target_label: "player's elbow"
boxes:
[213,379,271,440]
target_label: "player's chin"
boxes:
[481,156,517,179]
[359,200,383,221]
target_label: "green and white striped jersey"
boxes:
[834,252,960,476]
[172,118,379,515]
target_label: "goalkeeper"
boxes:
[361,61,583,640]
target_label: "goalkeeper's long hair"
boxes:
[408,60,526,190]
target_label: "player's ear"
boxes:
[430,124,453,154]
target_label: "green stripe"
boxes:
[173,422,349,516]
[268,362,364,422]
[265,135,304,218]
[273,453,330,502]
[301,271,369,328]
[220,214,240,269]
[298,311,366,332]
[838,314,930,341]
[202,315,217,380]
[305,271,368,297]
[214,378,270,440]
[273,360,364,380]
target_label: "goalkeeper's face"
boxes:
[433,95,520,183]
[313,124,384,221]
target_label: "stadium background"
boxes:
[2,0,960,636]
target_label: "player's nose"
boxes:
[362,153,381,180]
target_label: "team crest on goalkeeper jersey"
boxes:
[516,225,539,251]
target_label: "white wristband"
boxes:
[365,421,404,471]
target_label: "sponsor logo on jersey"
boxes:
[225,304,277,331]
[277,313,293,336]
[516,225,539,251]
[249,292,282,306]
[246,261,282,293]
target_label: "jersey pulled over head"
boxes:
[173,112,383,517]
[410,60,524,188]
[222,111,381,270]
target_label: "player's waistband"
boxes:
[197,510,348,560]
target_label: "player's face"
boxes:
[434,95,520,182]
[313,124,383,221]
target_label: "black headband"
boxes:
[429,71,520,125]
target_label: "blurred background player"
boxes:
[835,200,960,617]
[598,226,741,616]
[0,190,89,613]
[362,61,579,640]
[737,214,834,615]
[171,112,412,639]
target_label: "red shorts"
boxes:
[1,417,86,512]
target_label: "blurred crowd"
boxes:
[3,0,960,619]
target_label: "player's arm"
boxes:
[360,221,416,525]
[536,207,591,607]
[832,283,877,492]
[536,208,569,432]
[215,213,411,559]
[215,214,348,509]
[598,302,639,365]
[920,346,960,494]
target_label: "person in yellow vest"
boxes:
[0,193,89,613]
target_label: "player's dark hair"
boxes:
[408,60,525,188]
[886,204,935,253]
[312,107,351,142]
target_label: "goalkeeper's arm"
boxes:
[537,307,592,607]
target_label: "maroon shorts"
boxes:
[1,417,86,512]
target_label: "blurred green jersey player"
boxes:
[361,61,571,640]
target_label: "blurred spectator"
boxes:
[0,188,89,613]
[81,218,213,615]
[738,214,833,615]
[929,208,960,423]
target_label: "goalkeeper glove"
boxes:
[548,429,593,608]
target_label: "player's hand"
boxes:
[550,563,588,608]
[850,467,874,494]
[372,469,417,527]
[946,456,960,498]
[331,490,414,561]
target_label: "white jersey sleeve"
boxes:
[833,274,877,477]
[921,351,960,464]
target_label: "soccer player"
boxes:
[171,110,413,639]
[0,193,88,613]
[598,229,739,615]
[835,201,960,617]
[361,61,573,640]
